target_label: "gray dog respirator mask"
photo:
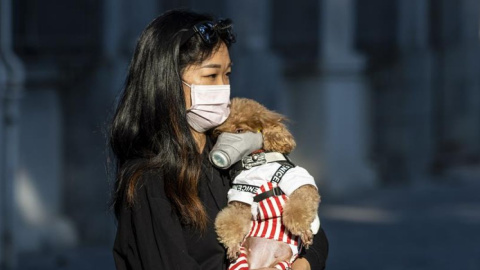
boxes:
[209,132,263,169]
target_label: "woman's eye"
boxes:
[205,74,217,79]
[226,71,231,77]
[235,128,244,133]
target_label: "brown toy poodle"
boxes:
[213,97,321,269]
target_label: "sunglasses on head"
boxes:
[180,19,236,46]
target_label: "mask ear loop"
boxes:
[182,81,194,111]
[182,81,192,88]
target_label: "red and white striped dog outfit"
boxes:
[227,160,320,270]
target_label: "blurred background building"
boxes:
[1,0,480,269]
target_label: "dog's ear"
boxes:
[258,111,296,154]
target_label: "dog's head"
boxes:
[213,97,296,154]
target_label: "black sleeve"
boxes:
[134,184,205,269]
[114,174,207,270]
[301,227,329,269]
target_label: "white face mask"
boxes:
[183,82,231,132]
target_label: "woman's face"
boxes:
[182,42,232,109]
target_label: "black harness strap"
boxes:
[229,160,245,180]
[231,184,259,194]
[270,163,294,184]
[228,152,296,203]
[254,187,283,202]
[229,153,295,180]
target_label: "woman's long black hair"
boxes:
[109,9,233,231]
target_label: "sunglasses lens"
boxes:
[189,20,235,45]
[214,19,235,45]
[195,22,216,44]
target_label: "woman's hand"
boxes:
[251,258,311,270]
[291,257,311,270]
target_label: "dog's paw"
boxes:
[227,244,242,261]
[282,211,311,235]
[282,207,315,248]
[300,229,314,249]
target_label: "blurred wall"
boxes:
[1,0,479,267]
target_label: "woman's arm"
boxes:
[254,258,310,270]
[132,183,205,269]
[296,227,329,270]
[114,172,224,270]
[292,257,311,270]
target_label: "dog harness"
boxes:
[227,153,319,270]
[229,151,294,179]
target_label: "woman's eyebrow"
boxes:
[201,64,221,69]
[200,62,233,69]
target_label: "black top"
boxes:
[113,138,328,270]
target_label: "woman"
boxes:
[110,9,328,270]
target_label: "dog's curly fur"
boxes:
[213,97,321,267]
[212,97,296,154]
[215,201,252,259]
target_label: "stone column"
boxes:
[16,63,79,254]
[438,0,480,161]
[0,0,25,268]
[61,0,160,245]
[286,0,376,196]
[0,64,6,270]
[321,0,376,195]
[224,0,288,111]
[11,2,78,260]
[395,0,434,184]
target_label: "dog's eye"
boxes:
[235,128,244,133]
